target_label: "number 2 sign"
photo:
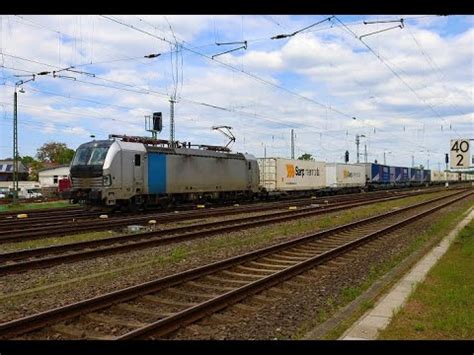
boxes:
[450,139,471,168]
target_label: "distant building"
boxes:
[0,160,29,181]
[38,165,70,188]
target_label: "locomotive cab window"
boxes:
[135,154,141,166]
[248,162,251,170]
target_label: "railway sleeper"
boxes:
[166,287,219,299]
[204,275,250,285]
[221,270,264,279]
[248,261,289,269]
[269,253,308,261]
[260,257,298,265]
[185,281,235,292]
[114,303,167,317]
[50,323,113,340]
[84,313,147,329]
[140,295,197,309]
[236,265,280,274]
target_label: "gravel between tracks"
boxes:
[0,209,281,252]
[0,190,463,324]
[166,195,474,340]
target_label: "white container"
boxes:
[430,170,443,181]
[257,158,326,191]
[431,170,463,182]
[325,163,366,188]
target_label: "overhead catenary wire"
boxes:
[261,15,449,156]
[404,22,470,119]
[270,16,334,40]
[2,21,447,160]
[2,60,399,156]
[2,52,451,160]
[3,15,462,163]
[332,15,462,138]
[12,15,158,69]
[119,14,456,159]
[100,15,356,121]
[1,60,312,133]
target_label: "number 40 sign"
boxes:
[450,139,471,168]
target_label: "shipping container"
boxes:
[431,170,444,181]
[389,166,396,183]
[409,167,423,182]
[423,169,431,182]
[430,170,459,182]
[395,167,410,182]
[325,163,365,188]
[258,158,326,191]
[359,163,391,183]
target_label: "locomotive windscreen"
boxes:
[72,141,113,167]
[70,140,113,178]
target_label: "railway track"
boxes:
[0,187,443,243]
[0,191,425,275]
[0,185,459,226]
[0,206,85,220]
[0,188,402,227]
[0,188,470,340]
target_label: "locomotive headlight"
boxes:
[102,174,112,187]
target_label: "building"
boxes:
[0,160,29,181]
[38,165,70,188]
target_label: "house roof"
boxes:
[37,164,70,173]
[0,160,28,174]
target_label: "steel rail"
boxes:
[0,189,470,339]
[0,188,432,243]
[0,193,417,274]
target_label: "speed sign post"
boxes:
[450,139,471,169]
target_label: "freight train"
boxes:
[69,135,470,209]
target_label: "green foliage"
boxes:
[19,156,43,181]
[56,148,75,164]
[298,153,314,161]
[20,155,35,166]
[36,142,75,164]
[380,220,474,339]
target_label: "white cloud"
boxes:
[0,15,472,167]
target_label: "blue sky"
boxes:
[0,15,472,170]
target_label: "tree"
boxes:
[298,153,314,161]
[21,155,35,167]
[36,142,75,164]
[56,149,75,164]
[28,160,44,181]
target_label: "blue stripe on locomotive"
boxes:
[148,152,167,194]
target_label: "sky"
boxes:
[0,14,473,170]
